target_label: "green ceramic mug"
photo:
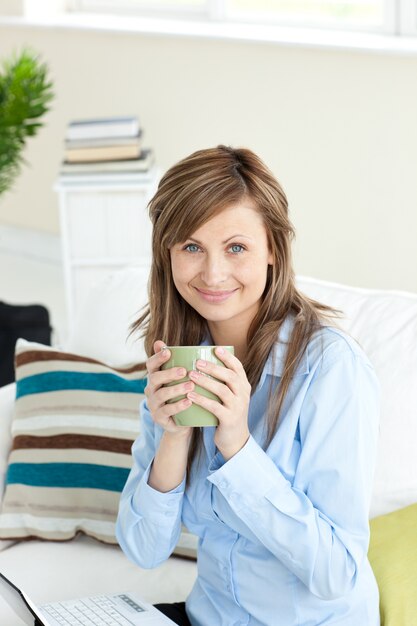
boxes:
[161,345,234,426]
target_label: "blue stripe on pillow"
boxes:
[6,462,130,492]
[16,372,147,399]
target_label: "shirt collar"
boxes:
[261,314,310,382]
[200,313,309,381]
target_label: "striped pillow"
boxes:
[0,339,146,544]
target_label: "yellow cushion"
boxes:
[368,503,417,626]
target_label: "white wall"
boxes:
[0,22,416,292]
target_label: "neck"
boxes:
[207,320,247,363]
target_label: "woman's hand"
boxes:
[186,347,251,460]
[144,340,194,440]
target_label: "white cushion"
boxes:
[65,266,150,367]
[296,275,417,518]
[0,384,16,503]
[63,267,417,518]
[0,535,197,625]
[0,384,17,553]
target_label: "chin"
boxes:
[194,305,228,319]
[186,299,230,318]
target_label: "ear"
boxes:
[267,250,274,265]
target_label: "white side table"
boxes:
[54,167,160,337]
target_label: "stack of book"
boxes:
[59,116,155,177]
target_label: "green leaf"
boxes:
[0,47,54,197]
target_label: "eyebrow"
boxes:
[185,234,253,245]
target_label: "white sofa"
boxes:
[0,269,416,625]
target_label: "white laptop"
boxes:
[0,572,176,625]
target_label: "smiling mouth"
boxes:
[194,287,238,302]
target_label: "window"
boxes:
[70,0,417,37]
[71,0,209,20]
[227,0,388,32]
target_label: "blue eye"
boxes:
[182,243,245,254]
[184,244,200,253]
[230,244,245,254]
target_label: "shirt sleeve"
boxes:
[115,398,185,569]
[207,345,380,600]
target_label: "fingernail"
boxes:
[216,347,225,355]
[177,368,186,376]
[197,359,206,367]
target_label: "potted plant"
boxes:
[0,48,54,198]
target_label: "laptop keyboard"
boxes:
[42,594,145,625]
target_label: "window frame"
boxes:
[70,0,417,36]
[399,0,417,34]
[69,0,210,20]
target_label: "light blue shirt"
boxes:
[116,315,381,625]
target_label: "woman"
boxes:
[116,145,380,626]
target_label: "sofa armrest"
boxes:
[0,383,16,503]
[0,383,17,552]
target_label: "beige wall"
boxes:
[0,23,416,291]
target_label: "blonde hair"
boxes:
[131,145,341,477]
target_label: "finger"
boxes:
[154,340,167,354]
[186,390,223,419]
[148,366,188,390]
[146,342,171,374]
[144,368,188,402]
[188,370,233,406]
[194,358,238,394]
[155,379,195,405]
[157,395,193,421]
[195,358,234,381]
[213,346,245,374]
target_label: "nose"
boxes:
[200,252,228,287]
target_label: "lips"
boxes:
[194,287,238,303]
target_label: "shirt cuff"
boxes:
[131,460,186,523]
[207,449,227,473]
[207,435,289,511]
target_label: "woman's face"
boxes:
[170,200,273,333]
